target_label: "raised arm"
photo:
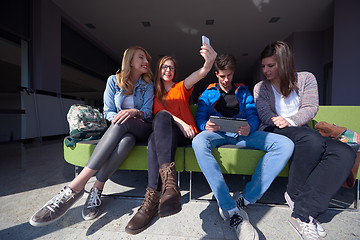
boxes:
[183,44,217,90]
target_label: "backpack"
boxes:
[64,104,108,147]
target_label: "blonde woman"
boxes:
[30,46,154,226]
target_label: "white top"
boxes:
[121,94,135,109]
[272,85,299,126]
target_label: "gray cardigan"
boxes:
[253,71,319,131]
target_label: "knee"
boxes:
[339,144,356,169]
[192,134,200,149]
[192,132,208,150]
[120,133,136,147]
[297,129,325,151]
[147,132,155,148]
[276,135,295,156]
[153,111,172,129]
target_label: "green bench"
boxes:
[64,141,185,173]
[63,106,360,208]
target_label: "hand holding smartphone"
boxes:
[202,35,210,46]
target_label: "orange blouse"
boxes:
[153,80,199,135]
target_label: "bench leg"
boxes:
[74,166,79,177]
[189,171,193,201]
[355,179,359,210]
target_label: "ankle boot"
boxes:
[158,162,181,217]
[125,187,160,234]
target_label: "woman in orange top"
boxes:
[126,44,217,234]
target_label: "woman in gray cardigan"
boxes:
[254,41,355,240]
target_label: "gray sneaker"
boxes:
[234,192,248,209]
[82,187,102,220]
[219,193,247,221]
[284,192,326,237]
[288,216,320,240]
[230,208,259,240]
[29,186,84,227]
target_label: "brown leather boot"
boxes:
[125,187,160,234]
[158,162,181,217]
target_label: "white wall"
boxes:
[21,90,84,139]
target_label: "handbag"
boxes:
[64,104,108,147]
[315,121,360,188]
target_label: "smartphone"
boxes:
[202,35,210,46]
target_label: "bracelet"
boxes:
[137,109,141,118]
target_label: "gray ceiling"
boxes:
[53,0,334,86]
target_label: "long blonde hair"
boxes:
[261,41,296,97]
[116,46,152,95]
[153,56,178,106]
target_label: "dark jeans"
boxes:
[147,111,191,190]
[265,126,355,219]
[86,118,152,182]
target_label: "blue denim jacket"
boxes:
[195,83,259,136]
[103,75,154,121]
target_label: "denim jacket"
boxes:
[195,83,259,136]
[103,75,154,121]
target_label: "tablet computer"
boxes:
[209,116,248,133]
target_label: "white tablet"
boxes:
[209,116,248,133]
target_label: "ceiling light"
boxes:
[85,23,96,29]
[142,21,151,27]
[269,17,280,23]
[206,19,214,25]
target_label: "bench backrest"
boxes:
[191,105,360,134]
[190,105,360,179]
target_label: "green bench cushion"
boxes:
[184,145,289,177]
[63,140,185,171]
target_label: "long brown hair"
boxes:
[153,56,178,105]
[261,41,296,97]
[116,46,152,95]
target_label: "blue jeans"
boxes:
[192,130,294,211]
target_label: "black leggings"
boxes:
[147,111,191,190]
[86,118,152,182]
[265,125,355,219]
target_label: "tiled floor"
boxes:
[0,137,359,239]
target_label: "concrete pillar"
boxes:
[32,0,61,93]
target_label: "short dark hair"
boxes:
[214,54,236,72]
